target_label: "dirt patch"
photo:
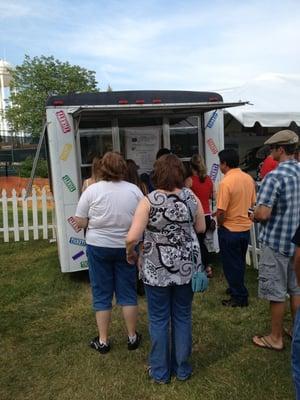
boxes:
[0,177,51,197]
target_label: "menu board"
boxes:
[125,128,160,174]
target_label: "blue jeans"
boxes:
[86,245,137,311]
[292,308,300,400]
[145,284,193,382]
[218,227,250,304]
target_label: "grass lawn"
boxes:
[0,240,294,400]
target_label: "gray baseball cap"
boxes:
[264,130,299,145]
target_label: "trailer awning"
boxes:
[67,101,248,120]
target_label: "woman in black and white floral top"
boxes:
[141,189,202,286]
[126,154,205,384]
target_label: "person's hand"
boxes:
[126,250,138,265]
[206,265,213,278]
[248,207,255,221]
[249,213,255,222]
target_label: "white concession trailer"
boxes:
[45,90,244,272]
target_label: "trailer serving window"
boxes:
[78,122,113,180]
[75,114,202,177]
[169,116,200,159]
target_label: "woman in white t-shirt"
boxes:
[75,152,143,354]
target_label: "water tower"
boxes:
[0,59,12,141]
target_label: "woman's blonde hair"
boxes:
[91,156,102,181]
[190,154,207,182]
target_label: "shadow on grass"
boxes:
[68,269,90,283]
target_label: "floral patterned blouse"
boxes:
[141,188,202,287]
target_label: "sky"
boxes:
[1,0,300,92]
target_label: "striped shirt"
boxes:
[257,159,300,256]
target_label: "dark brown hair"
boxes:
[152,154,185,191]
[125,159,148,194]
[125,159,140,186]
[271,143,298,155]
[100,151,127,181]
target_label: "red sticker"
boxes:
[56,110,71,134]
[67,216,81,233]
[207,138,218,155]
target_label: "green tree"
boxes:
[6,55,99,137]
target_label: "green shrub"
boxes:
[18,156,48,178]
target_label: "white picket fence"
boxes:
[0,188,56,242]
[0,187,262,270]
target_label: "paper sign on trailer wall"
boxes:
[125,127,160,174]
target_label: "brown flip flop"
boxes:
[252,335,284,351]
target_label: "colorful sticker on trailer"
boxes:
[80,260,88,269]
[206,110,218,128]
[209,163,219,182]
[60,143,73,161]
[72,250,85,260]
[67,216,81,233]
[207,138,219,155]
[62,175,76,192]
[56,110,72,133]
[69,237,86,246]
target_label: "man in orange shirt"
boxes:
[216,149,256,307]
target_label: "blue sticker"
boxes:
[69,237,86,246]
[210,163,219,182]
[207,111,218,128]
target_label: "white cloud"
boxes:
[65,18,167,59]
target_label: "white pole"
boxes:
[0,73,5,137]
[21,188,29,241]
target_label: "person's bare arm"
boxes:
[214,181,228,227]
[185,177,193,188]
[126,197,150,264]
[216,209,225,226]
[254,205,272,222]
[212,183,217,202]
[74,216,88,229]
[194,197,206,233]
